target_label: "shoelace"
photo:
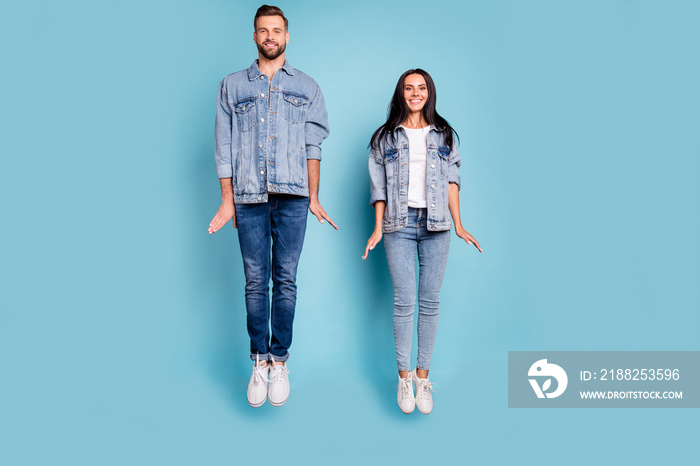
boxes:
[269,364,289,383]
[416,378,435,400]
[399,376,413,399]
[252,364,268,384]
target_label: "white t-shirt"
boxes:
[401,125,429,208]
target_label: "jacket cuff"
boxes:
[369,193,387,206]
[306,145,322,161]
[217,164,233,179]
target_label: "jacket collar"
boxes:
[247,59,295,80]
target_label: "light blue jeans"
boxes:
[384,208,450,372]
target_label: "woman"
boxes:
[363,69,482,414]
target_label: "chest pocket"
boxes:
[234,99,256,132]
[383,147,399,164]
[283,93,309,124]
[382,146,401,183]
[437,146,450,178]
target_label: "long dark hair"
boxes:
[369,69,458,151]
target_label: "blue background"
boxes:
[1,0,698,464]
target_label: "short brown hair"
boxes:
[254,5,288,31]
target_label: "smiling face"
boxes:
[254,15,288,60]
[403,73,428,117]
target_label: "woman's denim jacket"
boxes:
[215,60,329,204]
[369,126,461,233]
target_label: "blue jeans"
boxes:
[235,195,309,362]
[384,208,450,372]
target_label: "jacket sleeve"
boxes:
[214,79,233,179]
[447,144,461,189]
[368,147,387,206]
[304,83,330,161]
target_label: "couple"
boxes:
[208,5,482,414]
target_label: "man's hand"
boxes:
[208,201,236,233]
[309,197,338,230]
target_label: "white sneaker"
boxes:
[247,355,269,408]
[268,357,290,407]
[397,373,415,414]
[412,368,434,414]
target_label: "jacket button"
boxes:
[259,143,263,148]
[431,184,435,188]
[431,204,435,207]
[260,93,265,97]
[431,164,435,168]
[260,171,264,175]
[260,118,264,122]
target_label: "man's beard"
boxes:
[257,41,286,60]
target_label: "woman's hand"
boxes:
[364,201,386,260]
[455,226,482,252]
[448,184,482,252]
[362,229,383,260]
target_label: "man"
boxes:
[208,5,337,408]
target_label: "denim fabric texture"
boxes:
[369,126,460,232]
[235,195,309,362]
[215,60,330,204]
[384,208,450,371]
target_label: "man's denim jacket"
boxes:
[215,60,329,204]
[369,126,461,233]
